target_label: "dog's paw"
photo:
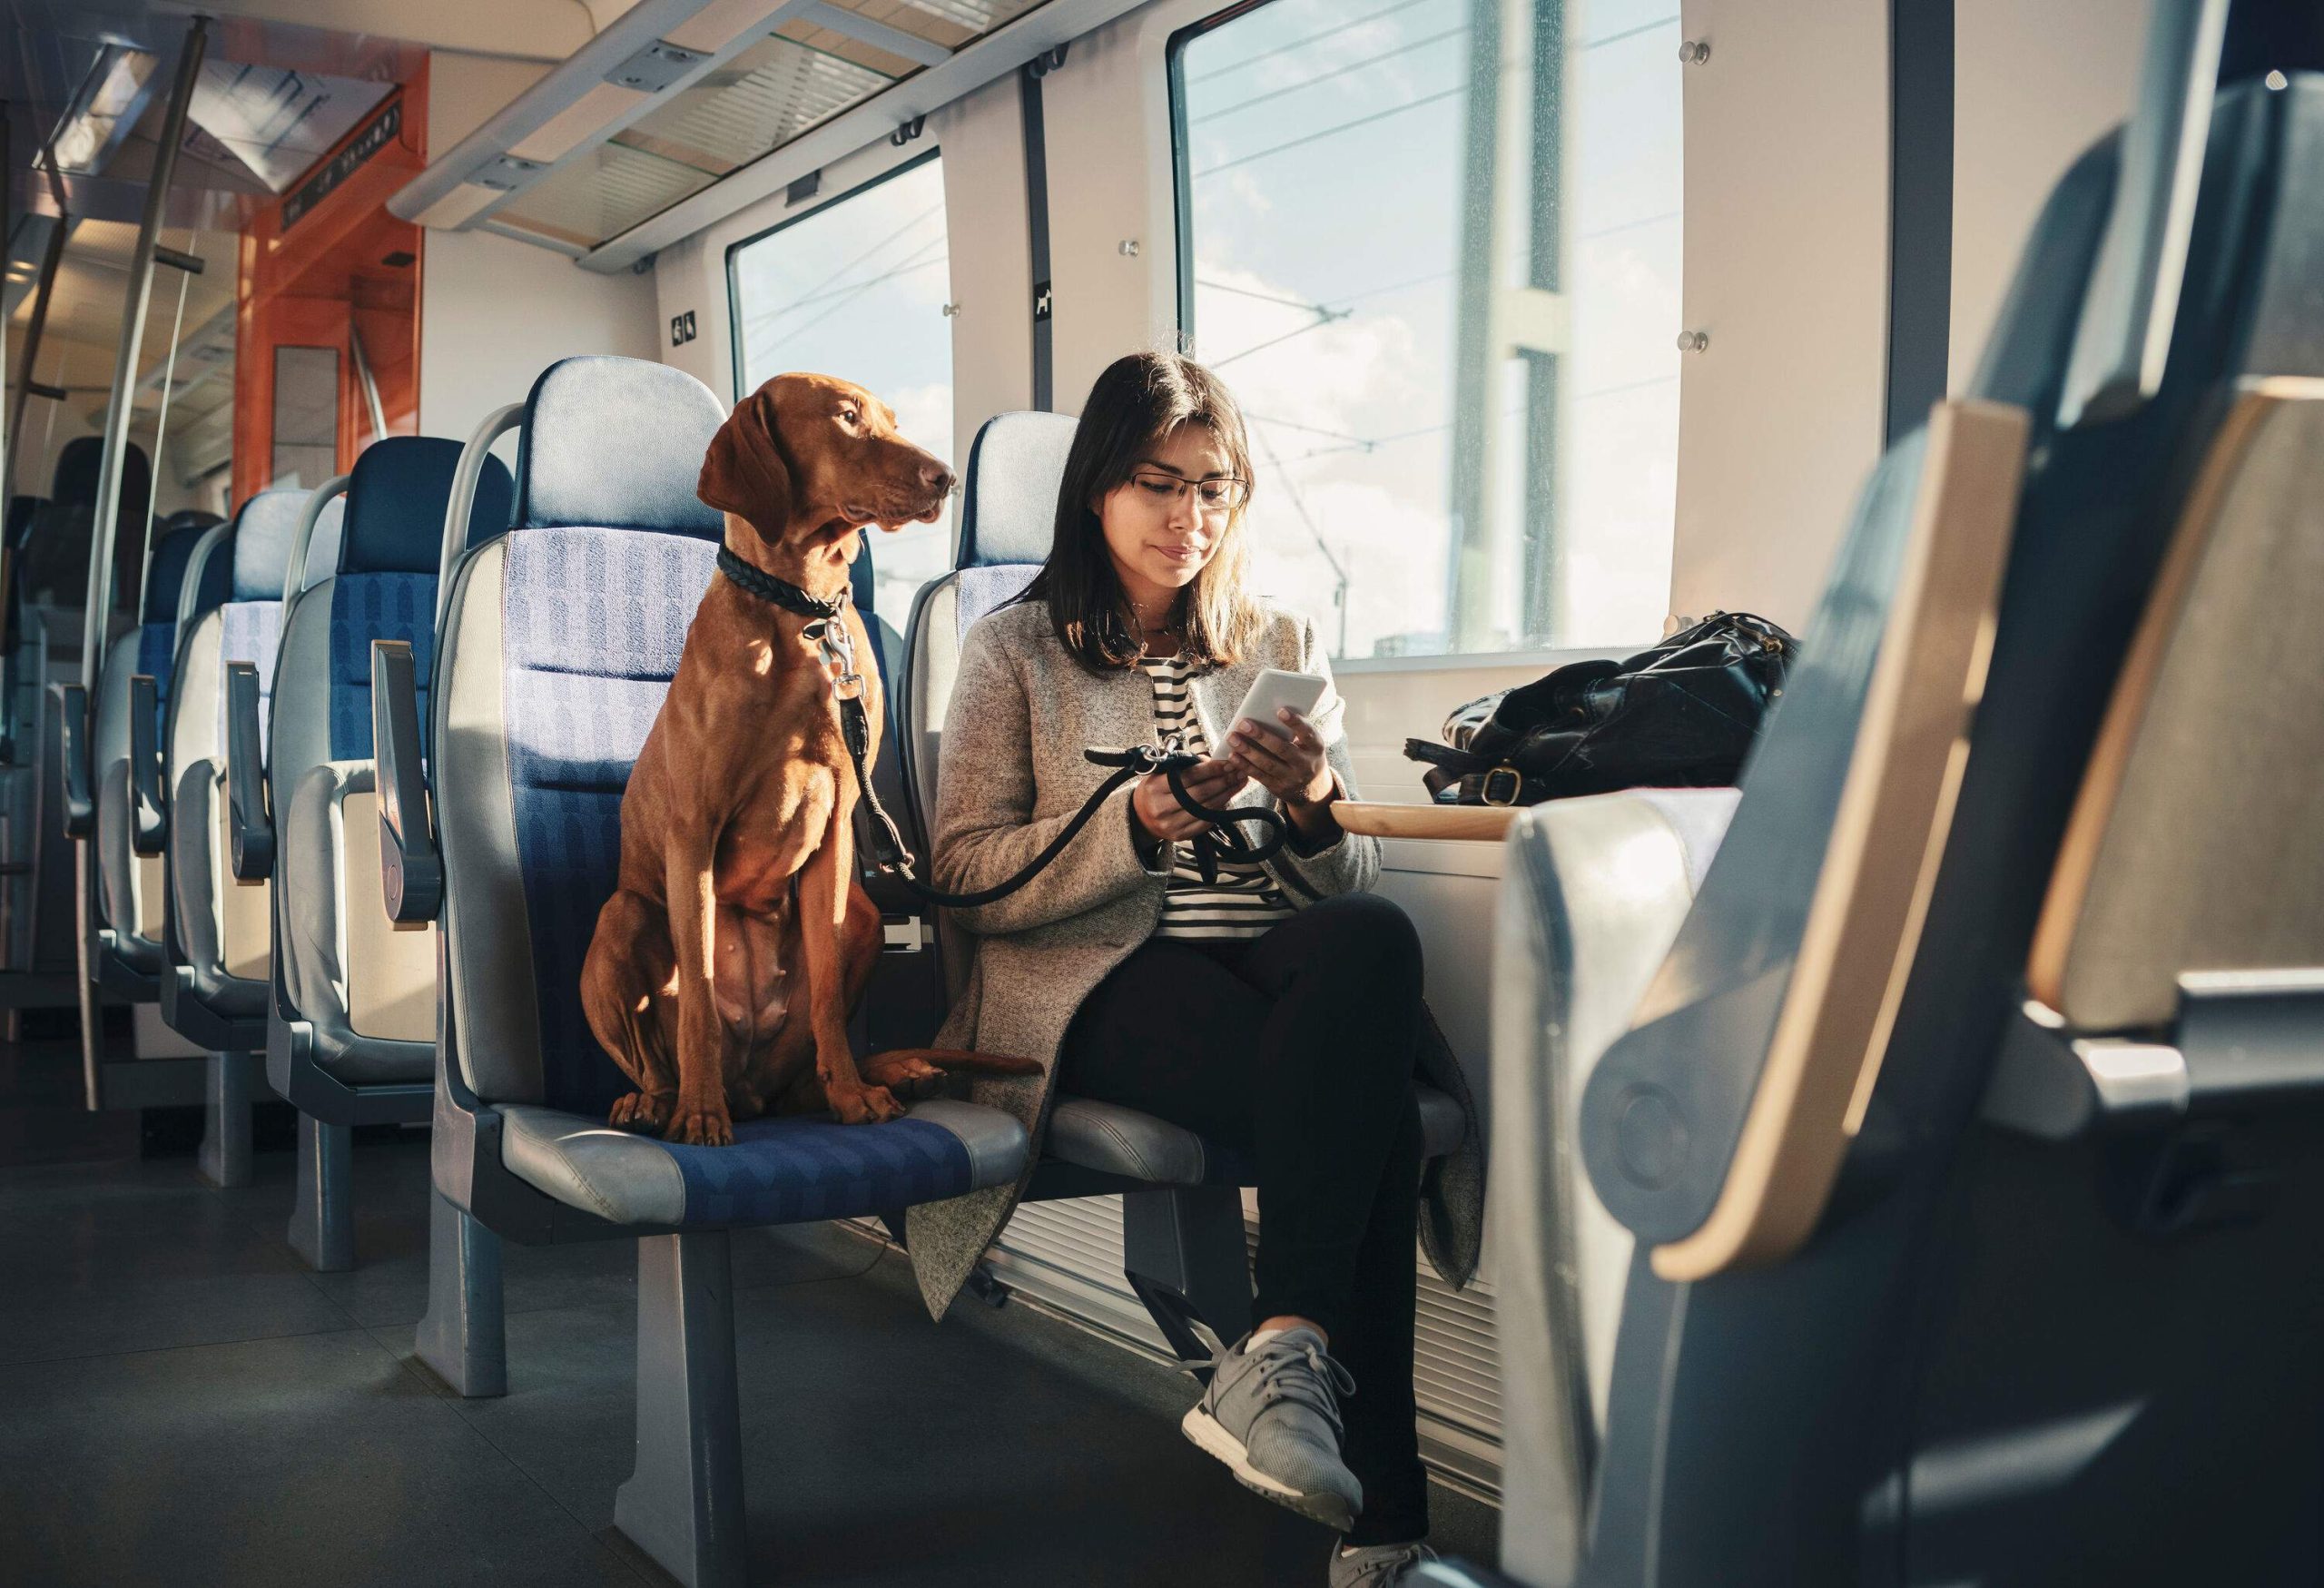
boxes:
[830,1082,907,1126]
[609,1091,673,1133]
[665,1105,735,1147]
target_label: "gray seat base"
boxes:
[495,1098,1031,1228]
[1045,1083,1466,1186]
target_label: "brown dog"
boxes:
[581,372,1034,1145]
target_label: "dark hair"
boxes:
[1021,351,1261,672]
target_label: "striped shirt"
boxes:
[1140,655,1295,940]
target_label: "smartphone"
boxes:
[1231,668,1329,740]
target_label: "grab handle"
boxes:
[128,675,166,856]
[372,640,439,923]
[224,662,272,881]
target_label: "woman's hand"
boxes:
[1132,756,1248,843]
[1226,710,1334,807]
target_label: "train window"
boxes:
[727,151,954,619]
[1171,0,1682,658]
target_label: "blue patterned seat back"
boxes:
[324,438,511,759]
[501,357,728,1117]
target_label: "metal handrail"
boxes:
[74,15,207,1110]
[435,403,524,637]
[286,475,353,606]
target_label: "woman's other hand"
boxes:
[1132,756,1248,843]
[1226,710,1334,806]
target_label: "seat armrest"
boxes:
[372,639,438,923]
[225,661,272,881]
[128,675,166,856]
[51,681,90,837]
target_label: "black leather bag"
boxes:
[1403,612,1796,805]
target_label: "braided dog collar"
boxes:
[715,545,846,618]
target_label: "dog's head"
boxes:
[698,372,953,568]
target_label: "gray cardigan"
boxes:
[902,597,1484,1320]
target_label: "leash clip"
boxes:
[803,616,866,702]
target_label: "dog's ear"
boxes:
[698,386,793,541]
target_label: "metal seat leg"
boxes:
[196,1050,254,1188]
[414,1191,507,1397]
[1123,1185,1254,1367]
[287,1114,354,1270]
[614,1230,748,1588]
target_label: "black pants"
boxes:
[1059,892,1429,1546]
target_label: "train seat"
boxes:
[91,512,218,987]
[399,355,1029,1586]
[898,409,1472,1367]
[1480,60,2324,1588]
[260,439,510,1273]
[162,489,302,1053]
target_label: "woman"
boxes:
[905,351,1482,1587]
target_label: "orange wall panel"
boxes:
[232,66,429,505]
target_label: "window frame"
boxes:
[722,144,948,406]
[1165,0,1271,352]
[1162,0,1680,672]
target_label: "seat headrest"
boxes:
[514,356,725,539]
[50,436,104,503]
[229,488,308,602]
[143,519,214,624]
[342,436,514,575]
[957,410,1076,568]
[183,521,234,628]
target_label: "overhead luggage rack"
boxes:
[388,0,1117,271]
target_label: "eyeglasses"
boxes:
[1128,469,1249,513]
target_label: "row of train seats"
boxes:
[1461,63,2324,1588]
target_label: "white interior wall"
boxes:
[1669,0,1891,637]
[937,77,1037,434]
[419,53,661,439]
[1950,0,2150,387]
[1039,12,1182,414]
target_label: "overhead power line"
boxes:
[1190,26,1467,123]
[1186,0,1443,87]
[1194,84,1464,178]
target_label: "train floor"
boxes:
[0,1025,1497,1586]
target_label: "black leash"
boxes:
[714,550,1312,912]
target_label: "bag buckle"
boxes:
[1481,764,1522,806]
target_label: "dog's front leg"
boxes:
[799,805,901,1125]
[663,823,735,1146]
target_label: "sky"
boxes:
[731,0,1681,656]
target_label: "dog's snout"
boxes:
[921,460,956,498]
